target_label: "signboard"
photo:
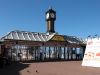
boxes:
[45,41,68,46]
[82,38,100,67]
[51,35,65,41]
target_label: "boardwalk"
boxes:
[0,61,100,75]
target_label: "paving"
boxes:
[0,61,100,75]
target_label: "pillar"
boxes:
[64,47,66,60]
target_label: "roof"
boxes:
[0,30,85,44]
[1,30,55,42]
[63,35,84,44]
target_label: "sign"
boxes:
[51,35,65,41]
[82,38,100,67]
[45,41,68,46]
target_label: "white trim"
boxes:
[27,32,31,40]
[22,32,25,40]
[41,34,45,41]
[16,32,19,40]
[32,33,36,41]
[11,32,13,39]
[37,33,41,41]
[47,33,55,41]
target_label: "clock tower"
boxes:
[45,8,56,33]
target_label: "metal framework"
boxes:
[0,30,86,61]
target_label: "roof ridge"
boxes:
[13,30,47,34]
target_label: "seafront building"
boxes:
[0,8,86,61]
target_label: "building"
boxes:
[0,8,86,61]
[0,40,4,56]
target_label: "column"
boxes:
[67,47,69,60]
[35,47,36,61]
[58,47,61,59]
[82,46,86,59]
[64,47,66,60]
[70,48,72,60]
[49,47,50,60]
[44,46,46,60]
[54,47,56,59]
[72,48,76,60]
[80,47,83,60]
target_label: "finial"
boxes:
[49,6,52,10]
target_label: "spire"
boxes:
[49,6,52,10]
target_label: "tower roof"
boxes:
[46,7,56,14]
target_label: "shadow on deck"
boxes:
[0,62,30,75]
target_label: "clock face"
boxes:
[46,13,49,19]
[50,13,55,18]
